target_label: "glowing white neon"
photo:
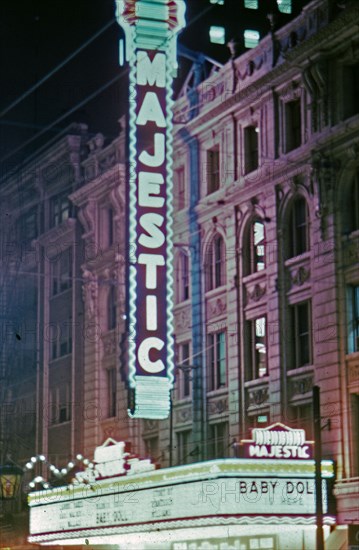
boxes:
[138,172,165,207]
[139,133,165,167]
[138,213,165,248]
[138,254,165,289]
[137,91,166,127]
[146,295,158,331]
[138,337,165,373]
[136,51,166,87]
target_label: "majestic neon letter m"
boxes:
[116,1,186,418]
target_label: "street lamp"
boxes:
[0,463,23,500]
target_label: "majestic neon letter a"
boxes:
[116,1,186,419]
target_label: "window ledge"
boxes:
[50,287,72,300]
[242,270,267,285]
[49,353,72,364]
[287,365,314,377]
[207,387,228,397]
[284,251,311,267]
[244,376,269,388]
[205,285,227,298]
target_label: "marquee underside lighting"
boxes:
[116,1,186,418]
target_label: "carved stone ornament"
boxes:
[290,376,313,399]
[175,308,191,331]
[247,283,266,303]
[102,332,117,356]
[176,406,192,424]
[209,297,227,316]
[348,362,359,386]
[143,419,159,433]
[82,269,98,320]
[248,386,269,407]
[208,398,228,415]
[290,266,310,287]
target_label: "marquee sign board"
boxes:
[116,0,186,419]
[239,423,314,460]
[28,457,334,544]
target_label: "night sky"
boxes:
[0,0,308,170]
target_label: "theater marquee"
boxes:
[116,0,186,419]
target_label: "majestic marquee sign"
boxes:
[240,423,314,460]
[116,1,186,418]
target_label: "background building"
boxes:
[0,0,358,547]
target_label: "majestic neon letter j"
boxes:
[116,1,186,418]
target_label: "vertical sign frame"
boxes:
[116,1,186,418]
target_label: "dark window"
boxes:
[343,63,359,119]
[50,385,71,425]
[288,403,313,439]
[176,430,191,465]
[287,197,309,258]
[244,220,266,275]
[176,342,191,399]
[107,368,117,418]
[244,126,259,173]
[346,285,359,353]
[51,320,72,360]
[285,99,301,152]
[50,193,71,227]
[19,207,38,241]
[205,234,225,291]
[176,252,189,302]
[144,437,159,461]
[208,422,228,459]
[208,332,226,391]
[245,317,267,380]
[207,147,220,194]
[289,301,312,369]
[175,167,186,210]
[348,172,359,233]
[52,248,72,296]
[350,395,359,476]
[107,286,117,331]
[108,208,114,247]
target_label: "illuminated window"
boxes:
[245,317,267,380]
[209,26,225,45]
[285,99,302,151]
[208,331,226,391]
[176,430,191,465]
[205,234,225,291]
[277,0,292,13]
[107,286,117,331]
[52,248,72,296]
[210,0,224,4]
[346,286,359,353]
[287,197,309,258]
[343,63,359,119]
[244,220,266,275]
[289,301,312,369]
[208,422,228,459]
[176,251,190,303]
[176,342,191,399]
[244,0,258,8]
[174,166,185,210]
[107,368,117,418]
[244,29,260,49]
[50,192,71,227]
[207,146,220,194]
[244,125,259,173]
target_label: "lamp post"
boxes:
[0,463,23,500]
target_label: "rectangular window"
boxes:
[288,403,313,439]
[350,395,359,476]
[51,320,72,360]
[244,29,260,49]
[100,207,115,249]
[49,385,71,425]
[277,0,291,14]
[289,302,312,368]
[244,0,258,8]
[52,248,72,296]
[343,63,359,120]
[107,368,117,418]
[346,285,359,353]
[50,192,71,227]
[174,167,185,210]
[208,332,226,391]
[208,422,228,459]
[19,207,38,241]
[285,99,302,152]
[244,125,259,173]
[144,437,159,461]
[176,342,191,399]
[246,317,267,380]
[209,26,225,45]
[176,430,191,465]
[207,147,220,194]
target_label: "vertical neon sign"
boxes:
[116,1,186,418]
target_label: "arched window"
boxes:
[286,196,309,258]
[348,172,359,233]
[243,219,266,275]
[107,286,117,331]
[176,251,189,303]
[205,234,225,291]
